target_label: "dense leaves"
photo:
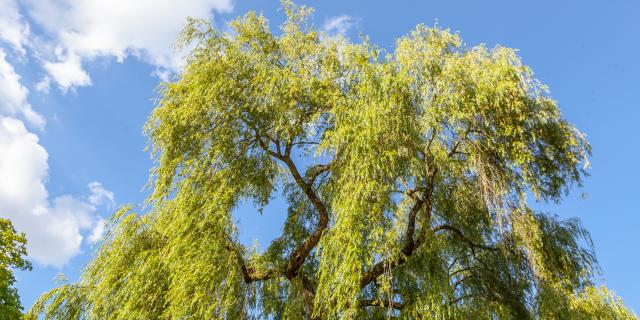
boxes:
[0,218,31,319]
[28,2,636,319]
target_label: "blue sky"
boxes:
[1,0,638,312]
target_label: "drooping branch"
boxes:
[298,273,319,319]
[306,163,332,185]
[222,237,278,283]
[360,196,427,288]
[432,224,497,251]
[359,299,404,310]
[360,169,438,289]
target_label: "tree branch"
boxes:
[222,239,278,283]
[359,299,404,310]
[281,154,329,279]
[360,197,426,288]
[250,131,329,301]
[360,169,438,289]
[298,273,319,319]
[432,225,496,251]
[305,163,331,185]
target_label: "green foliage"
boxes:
[27,1,636,319]
[0,218,31,319]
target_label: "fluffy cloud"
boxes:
[0,0,231,267]
[0,49,45,129]
[88,182,115,207]
[88,218,107,244]
[0,117,113,267]
[322,15,359,36]
[42,54,91,92]
[18,0,233,91]
[35,76,51,93]
[0,0,30,54]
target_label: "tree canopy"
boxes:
[27,2,637,319]
[0,218,31,319]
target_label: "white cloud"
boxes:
[35,75,51,93]
[42,54,91,92]
[88,218,107,244]
[0,0,30,55]
[19,0,233,91]
[88,181,115,208]
[322,15,359,36]
[151,68,173,82]
[0,49,45,129]
[0,0,227,266]
[0,117,114,267]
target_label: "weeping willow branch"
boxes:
[359,298,405,310]
[360,170,438,288]
[432,225,497,252]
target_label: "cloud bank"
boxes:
[0,118,114,267]
[0,49,45,129]
[19,0,233,91]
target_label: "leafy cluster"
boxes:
[28,2,636,319]
[0,218,31,319]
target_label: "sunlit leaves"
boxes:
[0,218,31,319]
[28,1,635,319]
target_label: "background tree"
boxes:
[0,218,31,319]
[28,2,636,319]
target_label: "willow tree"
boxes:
[28,2,636,320]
